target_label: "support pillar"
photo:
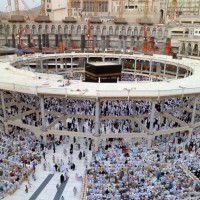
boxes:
[62,98,67,129]
[71,57,73,71]
[95,99,100,136]
[132,101,136,116]
[94,138,99,151]
[176,66,179,79]
[40,60,43,73]
[147,101,156,149]
[188,128,193,141]
[149,101,155,134]
[191,97,198,127]
[55,57,58,73]
[163,62,166,78]
[161,99,165,113]
[1,91,7,121]
[147,135,152,149]
[134,59,137,77]
[149,60,152,75]
[4,122,9,135]
[40,96,46,132]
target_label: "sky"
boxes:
[0,0,41,12]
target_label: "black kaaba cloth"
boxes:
[85,62,122,83]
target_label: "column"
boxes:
[94,138,99,151]
[55,57,58,73]
[188,128,193,141]
[190,97,198,127]
[4,122,9,135]
[161,99,165,113]
[148,101,156,149]
[62,98,67,128]
[119,57,121,64]
[163,62,166,78]
[102,56,105,62]
[149,60,152,75]
[95,99,100,136]
[132,100,136,116]
[71,57,73,71]
[40,60,43,73]
[149,101,156,134]
[87,55,89,63]
[1,91,7,121]
[176,65,179,79]
[134,59,137,77]
[40,96,46,131]
[147,135,152,149]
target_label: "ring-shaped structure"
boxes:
[0,53,199,100]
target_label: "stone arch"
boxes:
[51,25,56,34]
[96,26,101,36]
[77,25,81,35]
[6,25,11,35]
[64,26,68,34]
[19,24,23,31]
[71,25,75,35]
[0,25,4,34]
[58,25,62,34]
[187,43,192,56]
[122,26,126,35]
[157,28,163,37]
[193,44,198,56]
[102,26,106,35]
[115,26,119,35]
[180,43,185,55]
[32,25,37,35]
[164,29,168,37]
[38,25,43,34]
[109,26,113,35]
[134,27,138,36]
[139,27,144,36]
[83,25,87,34]
[45,25,49,34]
[147,27,151,36]
[152,28,156,37]
[13,25,17,34]
[127,27,132,36]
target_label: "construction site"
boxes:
[0,0,199,58]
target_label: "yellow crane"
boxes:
[144,0,148,19]
[67,0,72,17]
[40,0,46,16]
[14,0,20,15]
[93,0,98,16]
[171,0,177,20]
[119,0,124,18]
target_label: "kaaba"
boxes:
[85,62,122,83]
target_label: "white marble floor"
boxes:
[5,137,92,200]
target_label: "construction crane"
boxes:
[7,0,12,18]
[93,0,98,16]
[40,0,46,16]
[144,0,148,19]
[119,0,124,18]
[171,0,177,20]
[21,0,34,20]
[67,0,72,17]
[14,0,20,15]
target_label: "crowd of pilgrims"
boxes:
[2,91,197,136]
[86,131,200,200]
[0,124,41,195]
